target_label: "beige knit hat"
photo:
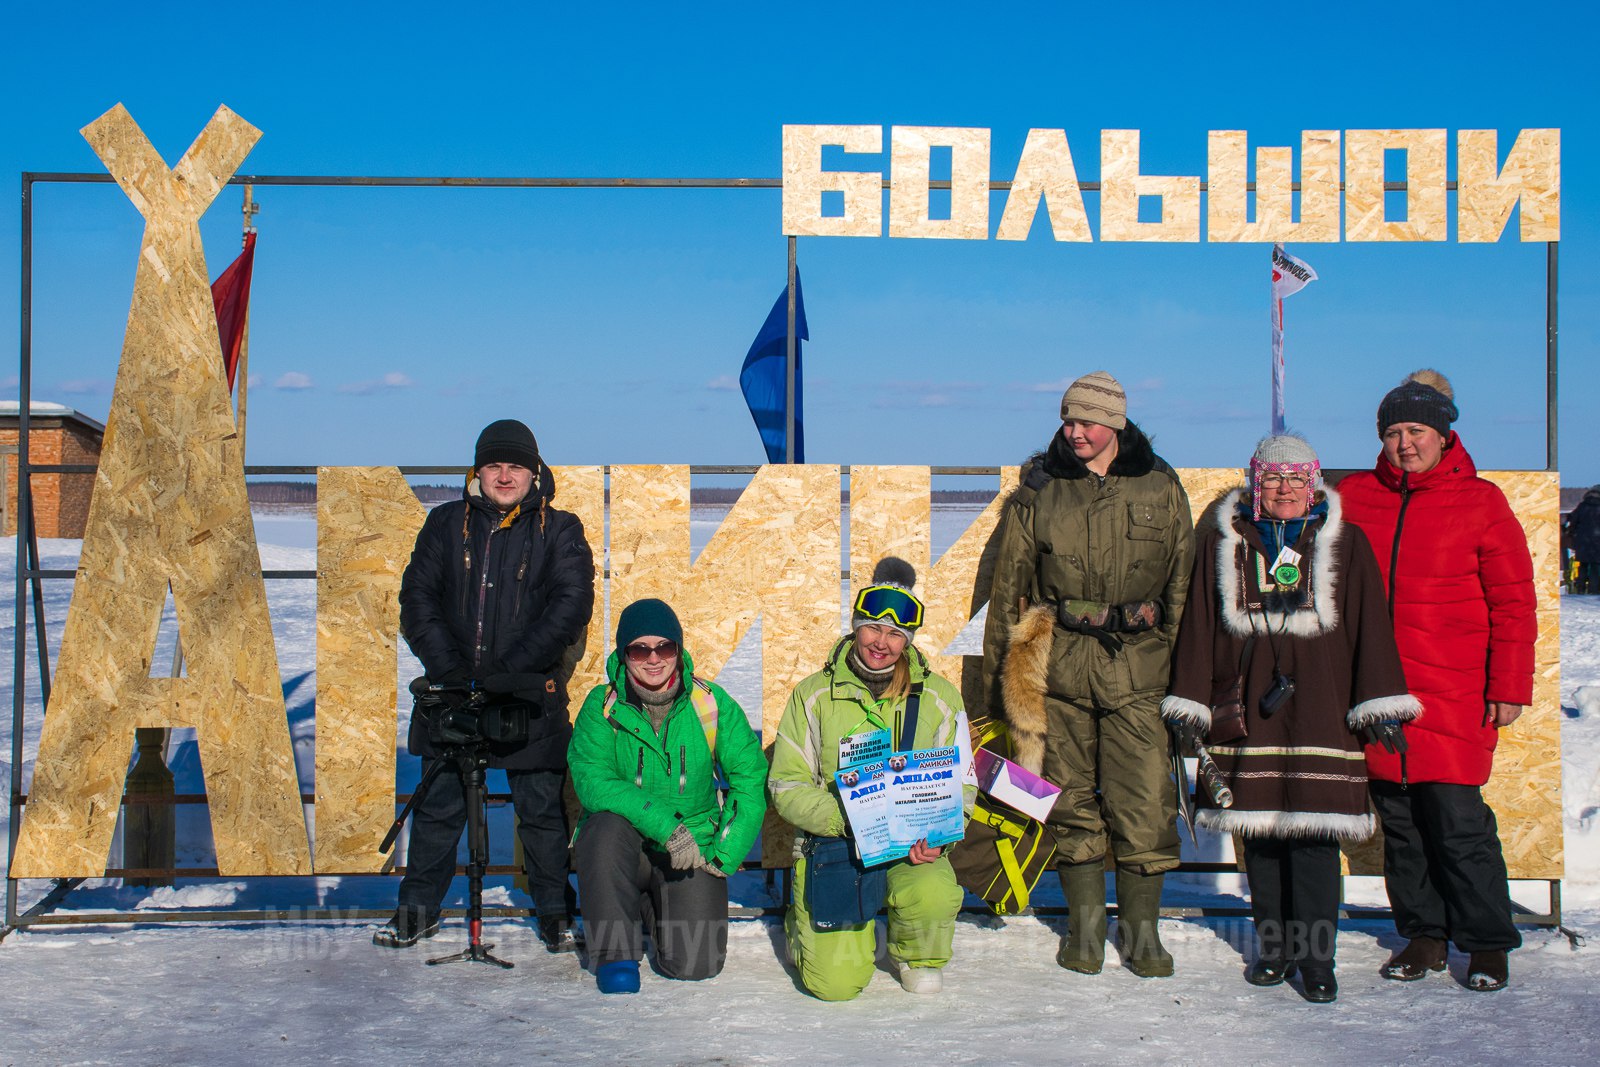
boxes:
[1059,371,1127,430]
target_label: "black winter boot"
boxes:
[1299,966,1338,1003]
[1467,950,1509,992]
[1246,957,1298,987]
[372,906,440,948]
[1380,936,1448,981]
[1055,862,1107,974]
[538,914,581,954]
[1114,869,1174,978]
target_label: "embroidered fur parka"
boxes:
[1158,486,1421,841]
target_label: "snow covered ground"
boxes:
[1,507,1596,1065]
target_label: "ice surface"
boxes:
[0,510,1594,1064]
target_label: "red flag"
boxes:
[211,230,256,393]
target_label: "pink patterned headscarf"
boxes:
[1249,434,1321,520]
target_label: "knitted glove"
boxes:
[700,859,727,880]
[665,824,701,870]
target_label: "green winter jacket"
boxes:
[982,423,1195,710]
[769,638,974,848]
[569,649,768,873]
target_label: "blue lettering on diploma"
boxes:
[892,769,954,785]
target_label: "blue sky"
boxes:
[2,3,1595,480]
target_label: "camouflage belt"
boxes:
[1055,598,1164,635]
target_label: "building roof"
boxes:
[0,401,106,434]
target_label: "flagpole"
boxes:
[1270,244,1285,435]
[785,236,797,464]
[1269,244,1316,437]
[1547,240,1558,472]
[235,185,258,454]
[168,188,258,697]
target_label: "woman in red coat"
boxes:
[1339,369,1536,993]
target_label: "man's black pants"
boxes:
[1577,561,1600,594]
[398,763,572,921]
[574,812,728,979]
[1369,781,1521,952]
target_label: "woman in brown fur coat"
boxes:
[1160,434,1420,1004]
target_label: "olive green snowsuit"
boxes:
[982,424,1194,874]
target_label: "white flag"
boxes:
[1272,243,1318,299]
[1271,244,1317,434]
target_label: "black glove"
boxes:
[1361,721,1408,755]
[429,668,472,691]
[1167,721,1201,756]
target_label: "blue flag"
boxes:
[739,271,808,463]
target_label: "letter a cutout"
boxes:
[13,105,312,876]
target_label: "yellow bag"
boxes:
[948,718,1058,915]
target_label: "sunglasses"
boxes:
[624,640,679,663]
[853,585,924,630]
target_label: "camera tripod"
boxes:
[382,743,513,969]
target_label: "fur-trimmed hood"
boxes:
[1212,484,1344,640]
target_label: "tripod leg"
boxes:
[381,756,451,855]
[426,944,515,968]
[428,752,514,969]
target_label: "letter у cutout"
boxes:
[13,105,312,878]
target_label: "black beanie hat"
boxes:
[1376,370,1458,439]
[615,598,683,650]
[474,419,540,471]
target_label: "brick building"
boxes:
[0,401,105,538]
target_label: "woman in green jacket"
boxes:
[770,558,973,1000]
[569,598,768,994]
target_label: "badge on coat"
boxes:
[1270,546,1303,586]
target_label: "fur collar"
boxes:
[1027,420,1159,481]
[1213,486,1344,639]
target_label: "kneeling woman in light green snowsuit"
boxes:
[769,557,974,1000]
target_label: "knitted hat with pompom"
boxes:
[1377,369,1458,439]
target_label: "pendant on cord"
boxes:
[1269,546,1303,587]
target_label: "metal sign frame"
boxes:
[6,170,1565,940]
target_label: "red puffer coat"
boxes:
[1338,434,1535,786]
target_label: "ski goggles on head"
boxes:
[852,585,924,631]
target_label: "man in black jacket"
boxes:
[1567,486,1600,595]
[374,419,595,952]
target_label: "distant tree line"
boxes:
[246,482,1000,506]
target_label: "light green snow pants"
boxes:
[784,852,963,1001]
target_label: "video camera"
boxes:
[410,675,544,748]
